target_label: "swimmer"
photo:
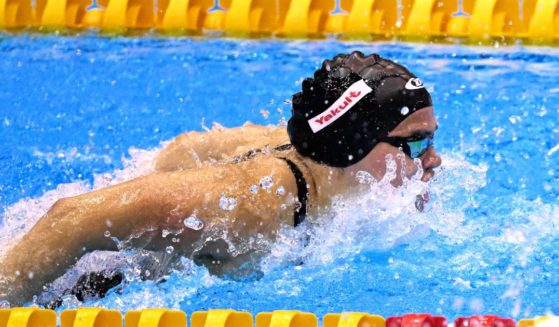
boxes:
[0,51,441,305]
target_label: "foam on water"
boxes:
[0,141,486,307]
[89,153,558,316]
[262,153,485,272]
[0,145,163,260]
[0,138,556,317]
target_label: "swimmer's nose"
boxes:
[421,146,442,170]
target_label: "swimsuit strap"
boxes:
[277,157,308,227]
[232,144,294,163]
[273,144,294,152]
[230,143,308,226]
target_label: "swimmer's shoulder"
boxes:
[155,124,289,172]
[238,144,318,208]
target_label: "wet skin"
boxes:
[345,106,442,187]
[0,107,441,305]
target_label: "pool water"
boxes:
[0,35,558,320]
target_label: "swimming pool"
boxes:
[0,35,558,320]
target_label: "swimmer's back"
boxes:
[155,124,289,172]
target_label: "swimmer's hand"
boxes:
[415,192,429,212]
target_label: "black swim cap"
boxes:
[288,51,433,168]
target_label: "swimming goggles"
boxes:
[382,135,434,159]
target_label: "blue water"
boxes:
[0,35,558,321]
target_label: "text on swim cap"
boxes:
[404,77,424,90]
[308,79,373,133]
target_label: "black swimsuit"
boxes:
[277,157,308,227]
[232,144,309,227]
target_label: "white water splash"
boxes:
[4,147,558,310]
[0,145,163,259]
[183,215,204,231]
[261,153,487,272]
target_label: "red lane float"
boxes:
[455,315,516,327]
[386,313,448,327]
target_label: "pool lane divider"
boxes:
[61,308,121,326]
[257,311,318,327]
[454,315,515,327]
[126,309,186,327]
[1,308,558,327]
[0,308,56,327]
[323,312,384,327]
[192,310,251,327]
[518,316,559,326]
[1,0,559,42]
[386,314,447,327]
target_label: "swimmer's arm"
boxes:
[154,124,289,171]
[0,158,297,305]
[0,173,202,305]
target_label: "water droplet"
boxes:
[509,115,521,124]
[250,185,259,194]
[400,106,410,115]
[348,154,354,160]
[166,246,174,254]
[184,215,204,230]
[259,176,274,191]
[60,294,81,307]
[260,110,270,119]
[104,231,111,237]
[162,229,171,238]
[324,100,329,105]
[494,153,502,162]
[219,194,237,211]
[27,271,34,279]
[124,270,136,282]
[276,186,285,196]
[280,204,287,210]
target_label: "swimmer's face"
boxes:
[347,106,441,186]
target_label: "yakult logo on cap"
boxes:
[308,79,373,134]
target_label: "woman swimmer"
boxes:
[0,51,441,305]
